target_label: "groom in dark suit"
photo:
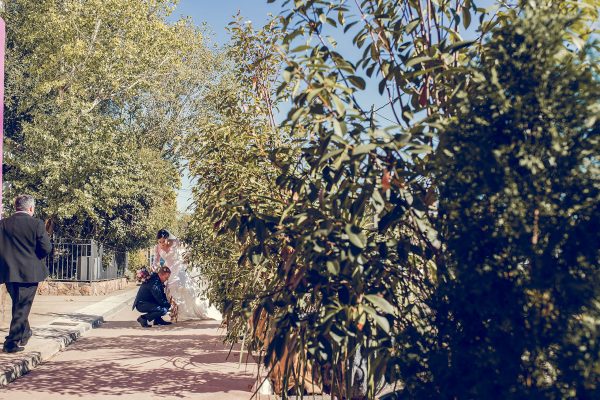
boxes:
[133,266,173,327]
[0,195,53,353]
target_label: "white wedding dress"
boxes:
[153,241,222,321]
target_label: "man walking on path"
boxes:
[0,194,52,353]
[133,266,173,327]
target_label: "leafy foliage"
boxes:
[183,17,288,341]
[187,0,599,398]
[423,6,600,398]
[2,0,212,249]
[193,0,505,397]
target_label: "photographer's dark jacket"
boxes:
[133,273,170,310]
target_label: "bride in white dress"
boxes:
[152,229,222,321]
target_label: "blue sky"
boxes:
[172,0,275,46]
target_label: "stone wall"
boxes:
[36,278,129,296]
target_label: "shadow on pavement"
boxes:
[101,320,223,331]
[38,312,102,324]
[1,360,256,396]
[1,319,258,397]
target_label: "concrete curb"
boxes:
[0,287,137,386]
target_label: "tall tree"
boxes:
[189,0,599,398]
[183,17,288,341]
[2,0,213,249]
[203,0,510,396]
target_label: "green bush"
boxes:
[417,6,600,399]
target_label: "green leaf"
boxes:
[462,7,471,29]
[373,314,390,333]
[378,79,387,95]
[330,330,344,344]
[406,56,434,69]
[327,260,340,275]
[290,44,312,53]
[446,40,476,54]
[251,253,262,265]
[321,148,345,162]
[352,143,378,155]
[405,19,420,34]
[332,118,347,136]
[345,224,366,248]
[344,20,358,33]
[331,95,346,115]
[363,304,390,332]
[348,75,366,90]
[365,294,395,314]
[332,151,349,170]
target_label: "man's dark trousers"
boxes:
[5,282,38,347]
[136,301,169,322]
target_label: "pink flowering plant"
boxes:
[135,267,150,283]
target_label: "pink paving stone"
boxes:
[0,305,269,400]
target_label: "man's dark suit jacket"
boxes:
[0,212,53,283]
[133,273,170,310]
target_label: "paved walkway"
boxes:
[0,286,264,399]
[0,286,139,386]
[0,286,136,329]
